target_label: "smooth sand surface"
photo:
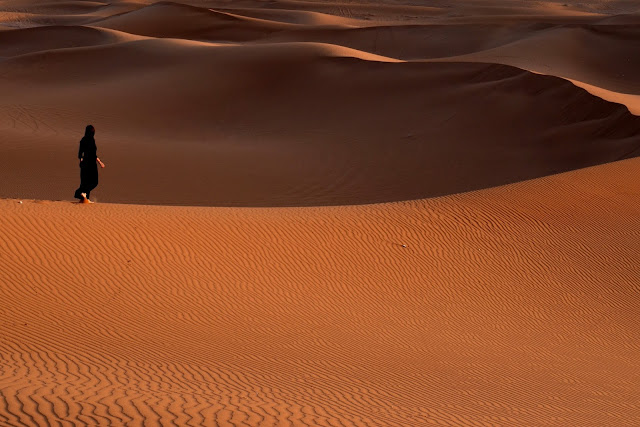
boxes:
[1,158,640,425]
[1,0,640,425]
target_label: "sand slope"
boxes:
[1,0,640,206]
[1,158,640,425]
[1,42,639,206]
[435,25,640,104]
[0,25,136,57]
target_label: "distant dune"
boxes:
[1,0,640,425]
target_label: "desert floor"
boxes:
[1,0,639,425]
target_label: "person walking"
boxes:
[74,125,105,203]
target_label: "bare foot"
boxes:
[81,193,93,204]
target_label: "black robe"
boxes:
[74,136,99,200]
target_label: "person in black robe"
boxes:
[74,125,105,202]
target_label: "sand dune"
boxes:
[428,23,640,115]
[569,79,640,115]
[93,2,301,41]
[0,0,139,27]
[3,0,632,115]
[15,1,109,15]
[211,7,362,27]
[1,158,640,425]
[0,25,136,57]
[596,13,640,24]
[225,0,448,23]
[259,23,553,60]
[1,38,639,205]
[1,0,640,424]
[438,25,640,93]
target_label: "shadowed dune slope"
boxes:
[0,25,138,57]
[3,0,639,114]
[182,0,616,23]
[83,1,640,118]
[0,0,141,27]
[259,23,559,60]
[93,1,302,41]
[211,6,363,27]
[597,13,640,24]
[1,158,640,425]
[439,25,640,95]
[0,40,639,206]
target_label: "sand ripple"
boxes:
[1,158,640,425]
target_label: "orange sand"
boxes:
[2,159,640,425]
[1,0,640,425]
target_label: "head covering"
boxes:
[85,125,95,137]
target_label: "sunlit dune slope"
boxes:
[1,158,640,425]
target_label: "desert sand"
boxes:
[1,0,640,425]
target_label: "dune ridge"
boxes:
[2,158,640,425]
